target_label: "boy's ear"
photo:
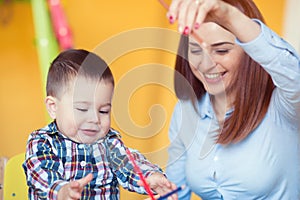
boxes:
[45,96,57,119]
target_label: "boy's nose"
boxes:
[88,110,99,123]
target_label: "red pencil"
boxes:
[125,148,156,200]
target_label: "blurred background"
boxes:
[0,0,299,199]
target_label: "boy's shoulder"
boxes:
[106,128,122,139]
[30,121,59,138]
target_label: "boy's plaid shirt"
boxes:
[23,121,162,199]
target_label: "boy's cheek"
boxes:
[101,118,111,133]
[100,115,111,124]
[64,124,79,137]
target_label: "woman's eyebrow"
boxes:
[211,41,235,47]
[189,41,235,47]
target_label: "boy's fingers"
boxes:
[66,174,93,200]
[77,173,94,187]
[69,180,80,190]
[144,194,160,200]
[137,180,143,186]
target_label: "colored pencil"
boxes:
[126,148,156,200]
[157,185,185,200]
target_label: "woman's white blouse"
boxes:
[166,20,300,200]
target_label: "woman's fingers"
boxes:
[176,0,192,34]
[167,0,226,35]
[194,0,221,27]
[184,0,201,34]
[168,0,203,34]
[167,0,181,23]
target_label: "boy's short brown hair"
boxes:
[46,49,114,99]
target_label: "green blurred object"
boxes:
[31,0,59,92]
[0,0,31,3]
[31,0,59,121]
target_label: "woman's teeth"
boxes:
[204,73,222,79]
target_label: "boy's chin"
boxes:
[76,133,107,144]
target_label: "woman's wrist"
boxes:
[221,6,261,43]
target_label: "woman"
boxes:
[165,0,300,199]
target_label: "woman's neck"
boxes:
[211,92,234,123]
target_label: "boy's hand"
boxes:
[57,173,93,200]
[143,194,160,200]
[138,172,178,200]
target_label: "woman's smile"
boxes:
[203,71,227,83]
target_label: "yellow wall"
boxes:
[0,2,46,157]
[0,0,285,199]
[254,0,285,35]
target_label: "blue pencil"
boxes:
[157,185,185,200]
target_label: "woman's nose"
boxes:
[198,52,217,71]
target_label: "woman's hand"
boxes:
[166,0,260,42]
[167,0,233,34]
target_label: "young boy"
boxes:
[23,49,176,200]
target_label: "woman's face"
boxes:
[188,22,245,97]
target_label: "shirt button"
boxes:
[80,161,86,167]
[213,171,216,180]
[213,156,218,161]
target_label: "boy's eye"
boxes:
[76,108,88,112]
[99,110,110,114]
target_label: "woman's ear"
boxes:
[45,96,57,119]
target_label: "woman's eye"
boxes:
[215,49,230,54]
[190,49,203,54]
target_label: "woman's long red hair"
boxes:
[174,0,275,144]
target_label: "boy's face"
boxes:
[47,76,114,144]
